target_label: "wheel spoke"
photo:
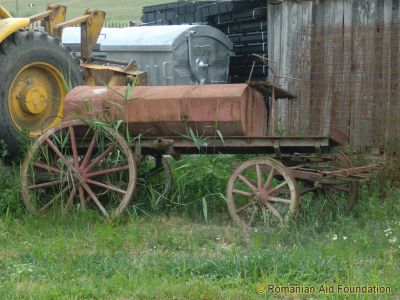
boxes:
[39,185,70,212]
[87,165,129,178]
[82,183,110,218]
[80,134,96,170]
[238,175,257,192]
[265,202,283,222]
[78,186,87,208]
[34,162,62,174]
[65,188,77,210]
[247,207,258,227]
[28,179,64,190]
[69,126,79,169]
[268,181,288,195]
[232,189,252,197]
[236,201,253,213]
[263,168,275,189]
[268,197,291,204]
[85,144,116,172]
[256,164,262,189]
[45,137,72,168]
[260,206,272,226]
[329,185,350,193]
[86,178,126,194]
[325,189,340,206]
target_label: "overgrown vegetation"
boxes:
[1,81,399,298]
[0,151,399,298]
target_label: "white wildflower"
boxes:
[384,228,392,233]
[389,237,397,244]
[332,234,338,241]
[13,263,34,275]
[343,236,348,240]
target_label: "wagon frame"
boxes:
[20,78,378,230]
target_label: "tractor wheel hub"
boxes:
[19,85,48,115]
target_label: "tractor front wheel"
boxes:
[0,30,82,157]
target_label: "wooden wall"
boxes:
[268,0,400,152]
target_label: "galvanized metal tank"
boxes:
[62,25,233,86]
[64,84,267,137]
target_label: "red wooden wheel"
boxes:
[21,120,137,218]
[226,157,298,230]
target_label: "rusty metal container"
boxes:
[64,84,267,137]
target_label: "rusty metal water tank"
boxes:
[63,84,267,137]
[63,25,233,86]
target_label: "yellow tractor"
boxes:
[0,4,81,156]
[0,4,145,157]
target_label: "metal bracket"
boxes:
[0,5,12,18]
[29,4,66,36]
[314,140,321,155]
[273,139,282,156]
[134,143,142,163]
[54,9,105,63]
[150,138,181,161]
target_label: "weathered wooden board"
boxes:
[298,1,313,136]
[268,0,400,152]
[330,0,344,137]
[388,0,400,153]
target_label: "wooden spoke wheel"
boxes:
[321,152,359,212]
[21,120,137,218]
[304,152,359,212]
[136,155,173,210]
[226,157,298,230]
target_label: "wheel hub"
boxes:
[8,62,66,137]
[71,171,83,185]
[19,85,48,115]
[255,188,274,202]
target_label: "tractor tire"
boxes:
[0,30,83,158]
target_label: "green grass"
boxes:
[0,156,399,299]
[1,0,178,22]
